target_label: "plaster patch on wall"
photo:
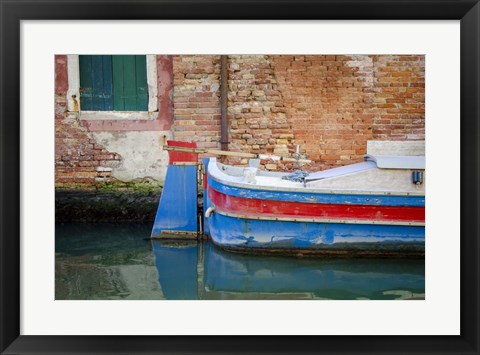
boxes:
[91,131,172,182]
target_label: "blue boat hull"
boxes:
[207,212,424,257]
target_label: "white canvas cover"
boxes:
[305,161,376,182]
[364,155,425,170]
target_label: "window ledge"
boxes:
[78,111,158,120]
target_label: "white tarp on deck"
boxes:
[306,161,376,182]
[364,155,425,170]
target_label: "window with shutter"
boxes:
[79,55,148,111]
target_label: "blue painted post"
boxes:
[151,164,198,238]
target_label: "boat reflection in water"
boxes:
[55,224,424,300]
[152,239,425,300]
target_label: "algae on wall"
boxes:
[55,181,163,223]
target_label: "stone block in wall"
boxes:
[367,141,425,156]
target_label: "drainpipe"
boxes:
[220,55,229,151]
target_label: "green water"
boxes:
[55,223,425,300]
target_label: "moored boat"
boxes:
[204,151,425,257]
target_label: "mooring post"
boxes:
[151,141,199,239]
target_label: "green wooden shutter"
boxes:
[79,55,113,111]
[112,55,148,111]
[135,55,148,110]
[79,55,148,111]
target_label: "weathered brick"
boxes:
[57,54,424,187]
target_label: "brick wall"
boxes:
[171,55,425,171]
[56,54,425,186]
[272,55,425,170]
[172,55,222,150]
[371,55,425,141]
[228,55,293,168]
[273,55,375,170]
[55,55,121,186]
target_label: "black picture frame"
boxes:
[1,1,479,354]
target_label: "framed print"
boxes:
[1,0,479,354]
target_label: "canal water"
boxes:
[56,223,425,300]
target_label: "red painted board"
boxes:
[167,140,197,164]
[208,187,425,222]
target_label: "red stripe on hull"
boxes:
[208,186,425,222]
